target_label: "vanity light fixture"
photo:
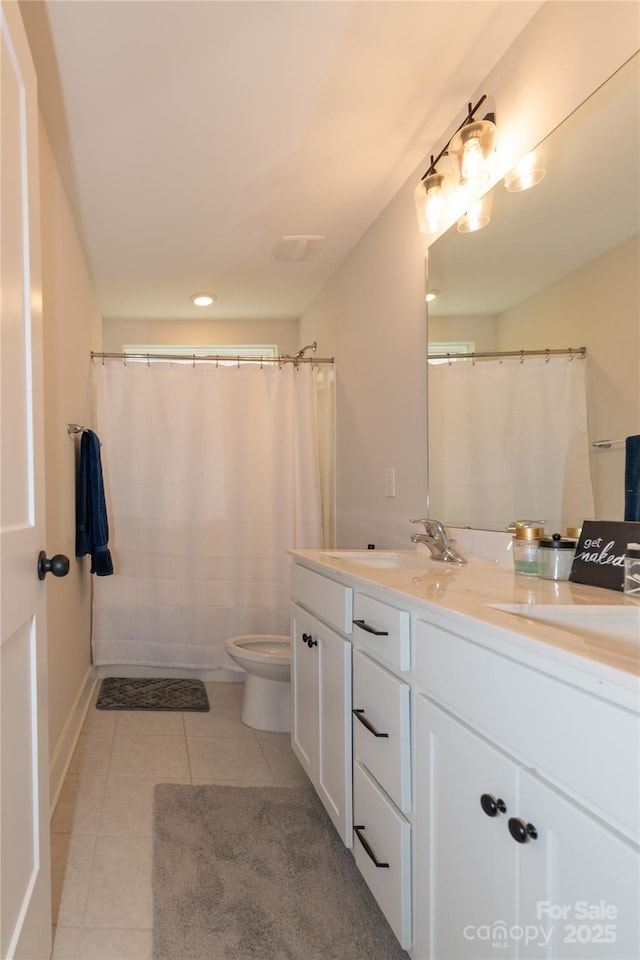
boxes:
[190,293,217,307]
[504,150,546,192]
[415,94,496,235]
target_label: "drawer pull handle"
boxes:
[301,632,317,648]
[352,709,389,738]
[480,793,507,817]
[353,825,389,868]
[508,817,538,844]
[353,619,389,636]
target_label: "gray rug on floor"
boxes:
[96,677,210,712]
[152,784,408,960]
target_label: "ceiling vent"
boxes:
[271,235,326,262]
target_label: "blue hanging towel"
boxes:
[76,429,114,575]
[624,434,640,522]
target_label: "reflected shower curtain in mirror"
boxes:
[428,357,594,532]
[92,361,331,670]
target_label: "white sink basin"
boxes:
[321,550,430,569]
[490,604,640,649]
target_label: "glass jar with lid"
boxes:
[623,543,640,597]
[537,533,578,581]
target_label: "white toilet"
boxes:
[225,634,291,732]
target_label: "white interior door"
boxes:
[1,2,52,957]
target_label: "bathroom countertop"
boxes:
[289,548,640,711]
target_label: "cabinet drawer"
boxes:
[353,761,411,950]
[353,651,411,813]
[415,618,640,841]
[291,563,352,634]
[352,592,410,671]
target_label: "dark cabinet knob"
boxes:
[480,793,507,817]
[37,551,70,581]
[301,632,317,648]
[508,817,538,843]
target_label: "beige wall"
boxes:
[39,117,103,800]
[497,235,640,520]
[428,316,498,355]
[300,1,639,547]
[103,317,300,355]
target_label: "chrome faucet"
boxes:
[410,519,466,564]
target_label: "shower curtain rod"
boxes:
[90,351,334,365]
[428,346,586,362]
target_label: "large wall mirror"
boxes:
[426,53,639,532]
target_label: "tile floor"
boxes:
[51,680,308,959]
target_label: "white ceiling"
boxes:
[21,0,541,323]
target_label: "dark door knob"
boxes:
[480,793,507,817]
[37,551,70,580]
[508,817,538,843]
[301,632,317,648]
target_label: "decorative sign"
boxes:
[569,520,640,591]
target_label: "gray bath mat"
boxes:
[153,783,408,960]
[96,677,210,712]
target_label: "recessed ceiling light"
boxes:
[190,292,217,307]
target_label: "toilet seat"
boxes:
[226,634,290,665]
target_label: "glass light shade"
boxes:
[457,198,490,234]
[414,172,448,234]
[504,151,545,192]
[449,119,497,185]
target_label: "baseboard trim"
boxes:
[49,666,98,818]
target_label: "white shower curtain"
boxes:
[92,360,330,671]
[428,356,595,532]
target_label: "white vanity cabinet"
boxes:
[290,603,353,845]
[289,552,640,960]
[351,634,412,948]
[414,695,639,960]
[290,560,413,949]
[290,565,353,846]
